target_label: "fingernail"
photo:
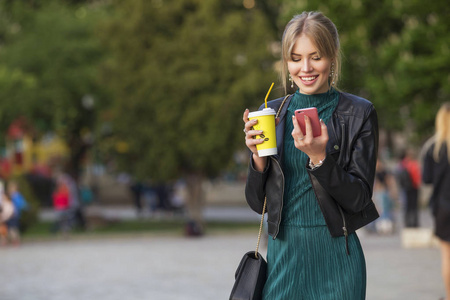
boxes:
[304,115,308,120]
[292,115,295,119]
[320,119,324,124]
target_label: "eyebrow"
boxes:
[291,51,319,56]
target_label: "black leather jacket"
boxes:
[245,91,379,243]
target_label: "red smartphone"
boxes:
[295,107,321,137]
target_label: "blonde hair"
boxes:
[280,11,341,94]
[433,102,450,162]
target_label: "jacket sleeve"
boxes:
[243,97,286,215]
[245,155,270,214]
[308,106,379,214]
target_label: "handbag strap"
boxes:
[254,198,267,258]
[276,94,290,118]
[254,94,290,258]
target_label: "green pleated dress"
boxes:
[262,89,366,300]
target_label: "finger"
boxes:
[292,116,303,138]
[248,129,263,138]
[275,117,280,127]
[304,115,313,138]
[246,137,264,147]
[243,108,249,123]
[291,115,304,140]
[245,118,258,133]
[319,119,329,140]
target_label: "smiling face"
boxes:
[288,34,332,95]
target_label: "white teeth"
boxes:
[301,76,316,81]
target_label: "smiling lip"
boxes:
[299,75,319,85]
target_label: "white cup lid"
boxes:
[248,107,276,118]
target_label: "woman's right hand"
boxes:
[243,109,265,155]
[243,109,277,172]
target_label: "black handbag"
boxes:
[229,199,267,300]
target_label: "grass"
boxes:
[21,219,260,241]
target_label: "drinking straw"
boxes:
[265,82,274,109]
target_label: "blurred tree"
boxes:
[280,0,450,147]
[0,1,108,179]
[365,1,450,143]
[0,66,36,141]
[100,0,277,229]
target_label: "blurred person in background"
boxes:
[6,180,28,245]
[52,174,71,233]
[170,179,186,216]
[243,11,379,299]
[62,171,86,231]
[372,158,396,234]
[397,149,421,228]
[130,180,144,218]
[52,171,86,232]
[422,102,450,300]
[0,180,14,245]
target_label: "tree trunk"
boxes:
[185,172,205,236]
[67,135,90,183]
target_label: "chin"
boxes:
[300,85,328,95]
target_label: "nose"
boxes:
[301,58,312,72]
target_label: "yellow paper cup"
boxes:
[248,108,277,157]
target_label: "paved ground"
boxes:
[0,208,445,300]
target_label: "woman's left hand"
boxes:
[291,115,328,165]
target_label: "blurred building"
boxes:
[2,117,69,179]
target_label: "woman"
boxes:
[243,12,379,299]
[422,102,450,300]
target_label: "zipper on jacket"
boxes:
[271,157,284,240]
[336,115,350,255]
[337,205,350,255]
[337,115,346,166]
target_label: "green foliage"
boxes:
[0,66,36,142]
[280,0,450,144]
[0,1,109,171]
[100,0,278,180]
[0,0,446,182]
[366,3,450,141]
